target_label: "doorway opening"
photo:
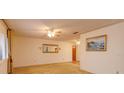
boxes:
[72,45,77,64]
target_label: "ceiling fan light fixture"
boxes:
[77,41,80,45]
[51,32,55,37]
[48,31,55,38]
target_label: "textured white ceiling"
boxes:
[5,19,123,41]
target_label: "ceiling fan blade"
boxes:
[56,34,60,37]
[56,31,61,33]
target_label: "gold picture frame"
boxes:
[86,35,107,51]
[42,44,59,53]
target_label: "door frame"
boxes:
[7,28,13,74]
[72,45,77,64]
[2,19,13,74]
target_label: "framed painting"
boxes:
[86,35,107,51]
[42,44,59,53]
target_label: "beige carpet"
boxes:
[13,62,91,74]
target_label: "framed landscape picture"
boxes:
[86,35,107,51]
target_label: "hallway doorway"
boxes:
[72,45,76,64]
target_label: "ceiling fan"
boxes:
[46,28,62,38]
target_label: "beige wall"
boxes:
[12,35,73,67]
[76,45,80,61]
[0,20,8,74]
[80,22,124,74]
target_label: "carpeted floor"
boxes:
[13,62,91,74]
